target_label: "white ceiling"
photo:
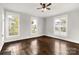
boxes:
[0,3,79,17]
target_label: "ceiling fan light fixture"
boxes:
[41,8,47,12]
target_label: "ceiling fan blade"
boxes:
[47,3,51,6]
[37,8,42,9]
[46,8,51,10]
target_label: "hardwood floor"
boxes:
[1,36,79,55]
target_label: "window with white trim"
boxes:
[54,15,68,36]
[6,11,20,37]
[31,17,38,35]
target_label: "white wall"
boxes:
[1,7,79,45]
[4,9,44,42]
[0,7,4,51]
[45,9,79,44]
[4,8,79,44]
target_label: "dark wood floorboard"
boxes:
[1,36,79,55]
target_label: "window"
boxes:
[31,17,38,35]
[54,15,68,36]
[6,11,20,37]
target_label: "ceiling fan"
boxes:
[37,3,52,12]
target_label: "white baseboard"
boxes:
[46,34,79,44]
[4,34,79,44]
[4,34,44,43]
